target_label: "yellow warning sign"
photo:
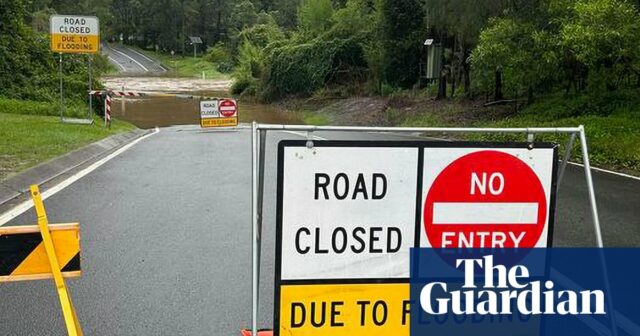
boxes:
[0,223,81,282]
[278,283,409,336]
[50,15,99,54]
[201,117,238,128]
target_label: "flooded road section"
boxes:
[103,77,302,128]
[110,95,302,129]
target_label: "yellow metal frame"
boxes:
[30,185,83,336]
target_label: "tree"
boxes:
[298,0,334,35]
[380,0,425,88]
[560,0,640,91]
[471,18,559,101]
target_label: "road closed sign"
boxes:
[200,99,238,128]
[275,141,557,336]
[50,15,99,54]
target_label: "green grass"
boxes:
[300,111,332,126]
[132,47,229,80]
[472,114,640,175]
[0,112,135,180]
[401,92,640,175]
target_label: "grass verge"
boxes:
[0,112,135,180]
[0,98,96,118]
[299,110,332,126]
[133,47,229,80]
[401,93,640,175]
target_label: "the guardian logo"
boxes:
[419,255,606,316]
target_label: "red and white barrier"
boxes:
[104,94,112,127]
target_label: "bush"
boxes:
[217,61,234,74]
[204,43,231,63]
[231,40,264,95]
[261,35,368,100]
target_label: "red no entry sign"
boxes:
[423,150,550,248]
[219,99,237,117]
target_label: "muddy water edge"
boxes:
[110,90,302,129]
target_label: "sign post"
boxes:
[273,140,557,336]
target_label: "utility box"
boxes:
[421,39,443,81]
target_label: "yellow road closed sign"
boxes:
[50,15,100,54]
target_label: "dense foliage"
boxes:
[4,0,640,105]
[0,0,109,103]
[470,0,640,101]
[224,0,640,103]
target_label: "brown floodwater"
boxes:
[110,91,302,129]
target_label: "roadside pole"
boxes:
[88,55,93,120]
[59,53,64,121]
[251,122,259,336]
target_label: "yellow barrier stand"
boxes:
[30,185,83,336]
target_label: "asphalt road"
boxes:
[0,125,639,335]
[102,44,167,74]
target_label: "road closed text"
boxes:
[279,146,419,281]
[50,15,99,54]
[294,226,403,255]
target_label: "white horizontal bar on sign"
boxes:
[432,203,539,225]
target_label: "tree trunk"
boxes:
[494,68,504,101]
[437,71,447,100]
[527,86,534,105]
[451,68,456,98]
[463,58,471,97]
[180,0,186,55]
[451,36,457,98]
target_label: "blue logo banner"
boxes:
[410,248,640,336]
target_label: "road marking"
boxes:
[108,47,149,72]
[123,47,168,72]
[282,130,639,181]
[108,56,127,71]
[567,162,640,181]
[0,128,159,226]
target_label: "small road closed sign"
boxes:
[274,141,557,336]
[50,15,99,54]
[200,99,238,128]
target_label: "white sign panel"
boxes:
[200,100,220,118]
[50,15,100,54]
[279,144,419,281]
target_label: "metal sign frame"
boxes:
[249,124,607,336]
[51,14,100,125]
